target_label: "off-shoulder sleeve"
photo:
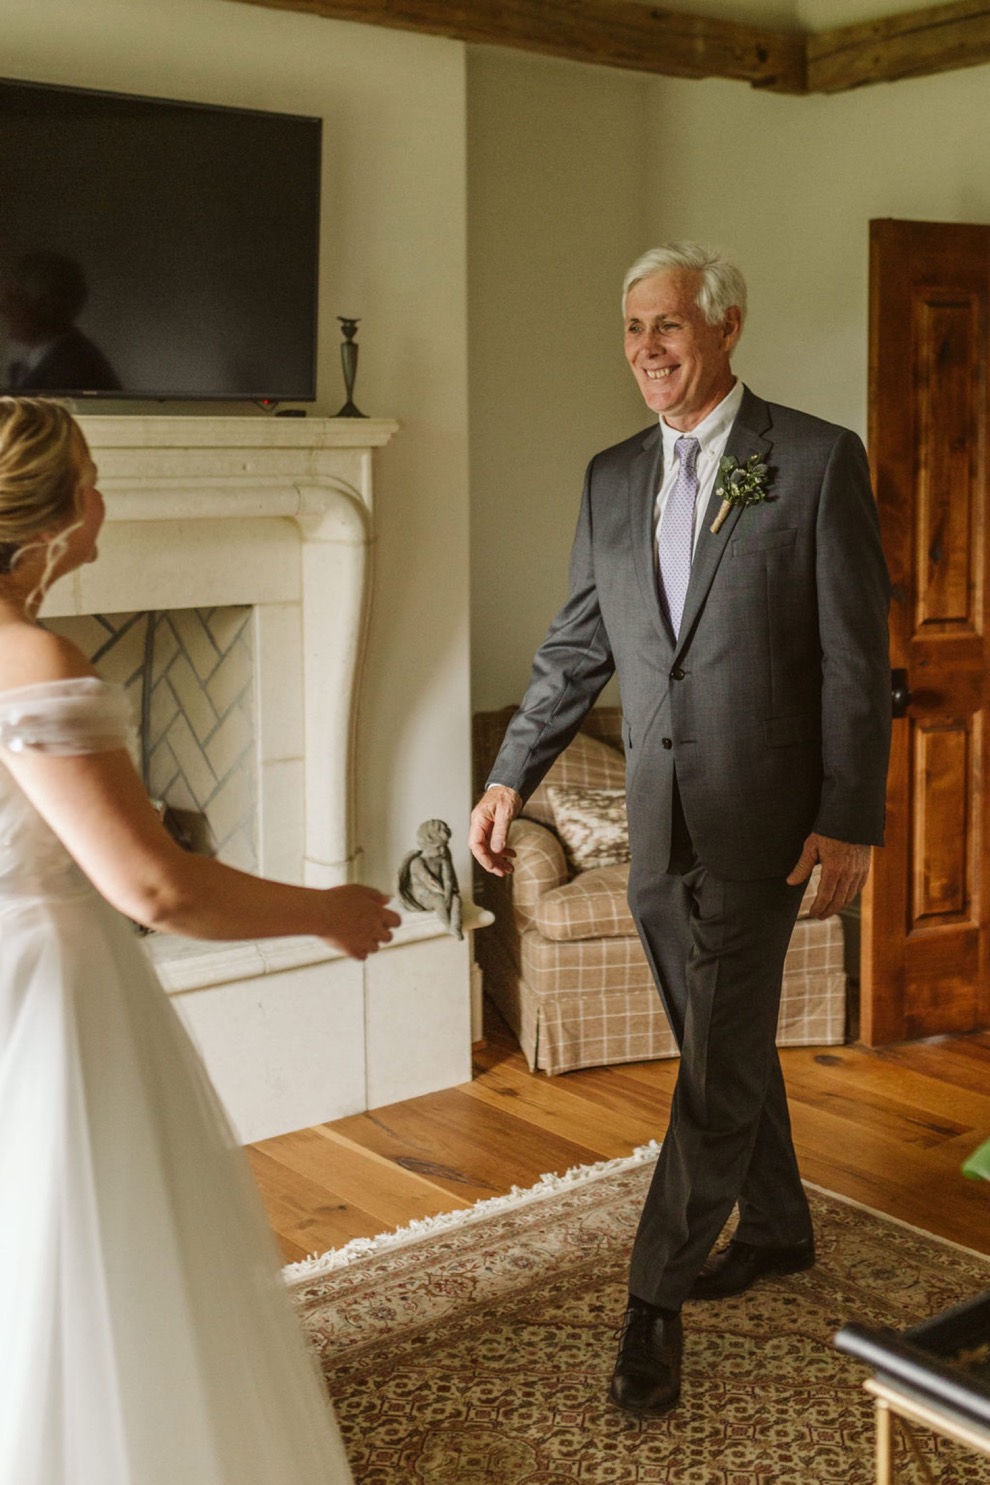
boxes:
[0,677,134,756]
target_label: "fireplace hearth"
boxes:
[43,416,488,1142]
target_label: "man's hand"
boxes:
[786,832,872,919]
[469,785,523,876]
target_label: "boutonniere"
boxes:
[710,454,774,534]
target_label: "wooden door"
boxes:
[861,219,990,1045]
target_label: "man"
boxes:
[469,243,890,1417]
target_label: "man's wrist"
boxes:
[485,781,523,802]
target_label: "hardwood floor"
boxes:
[248,1004,990,1265]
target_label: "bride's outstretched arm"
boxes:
[0,633,400,959]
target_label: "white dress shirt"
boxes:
[655,379,745,557]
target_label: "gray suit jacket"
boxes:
[488,386,891,881]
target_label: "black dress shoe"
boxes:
[608,1301,682,1416]
[689,1237,815,1300]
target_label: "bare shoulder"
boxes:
[0,623,97,695]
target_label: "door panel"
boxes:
[862,218,990,1045]
[915,294,979,627]
[911,722,968,920]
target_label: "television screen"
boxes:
[0,77,321,401]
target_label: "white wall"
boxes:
[11,1,990,867]
[642,61,990,440]
[467,50,650,711]
[466,45,990,714]
[5,0,471,891]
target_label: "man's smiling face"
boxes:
[623,268,741,432]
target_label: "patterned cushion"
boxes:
[532,858,826,942]
[547,785,630,873]
[534,864,635,942]
[523,731,625,829]
[509,912,846,1074]
[797,864,823,918]
[507,817,570,931]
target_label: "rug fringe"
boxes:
[283,1140,661,1285]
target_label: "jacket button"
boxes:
[670,667,685,681]
[662,737,673,750]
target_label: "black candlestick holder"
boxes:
[335,316,367,418]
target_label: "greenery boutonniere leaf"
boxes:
[710,453,774,534]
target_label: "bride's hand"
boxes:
[318,885,401,960]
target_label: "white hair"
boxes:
[622,242,747,330]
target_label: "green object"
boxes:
[714,453,773,509]
[962,1137,990,1181]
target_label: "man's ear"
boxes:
[722,305,743,352]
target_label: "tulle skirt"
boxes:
[0,886,352,1485]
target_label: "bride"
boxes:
[0,397,400,1484]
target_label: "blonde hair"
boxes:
[0,397,84,578]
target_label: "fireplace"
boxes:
[46,605,259,868]
[45,416,485,1142]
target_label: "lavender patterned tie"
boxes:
[658,436,700,639]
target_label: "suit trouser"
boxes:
[626,785,813,1311]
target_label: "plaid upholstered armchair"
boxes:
[473,707,848,1076]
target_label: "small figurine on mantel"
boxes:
[398,819,463,940]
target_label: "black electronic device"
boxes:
[0,76,321,402]
[836,1291,990,1429]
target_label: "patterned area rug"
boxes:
[287,1148,990,1483]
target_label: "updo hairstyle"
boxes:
[0,397,83,575]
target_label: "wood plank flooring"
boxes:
[248,1006,990,1265]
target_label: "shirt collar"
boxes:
[659,378,744,460]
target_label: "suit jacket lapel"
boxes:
[626,424,672,648]
[673,386,773,658]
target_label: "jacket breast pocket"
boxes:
[731,527,798,557]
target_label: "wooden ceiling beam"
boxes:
[229,0,807,93]
[807,0,990,92]
[227,0,990,95]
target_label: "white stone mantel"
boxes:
[59,414,399,888]
[44,415,488,1143]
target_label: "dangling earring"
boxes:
[22,518,84,616]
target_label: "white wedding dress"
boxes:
[0,678,353,1485]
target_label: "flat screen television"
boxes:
[0,77,321,402]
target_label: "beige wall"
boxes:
[5,0,471,889]
[467,45,990,713]
[9,3,990,859]
[643,61,990,438]
[467,50,649,711]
